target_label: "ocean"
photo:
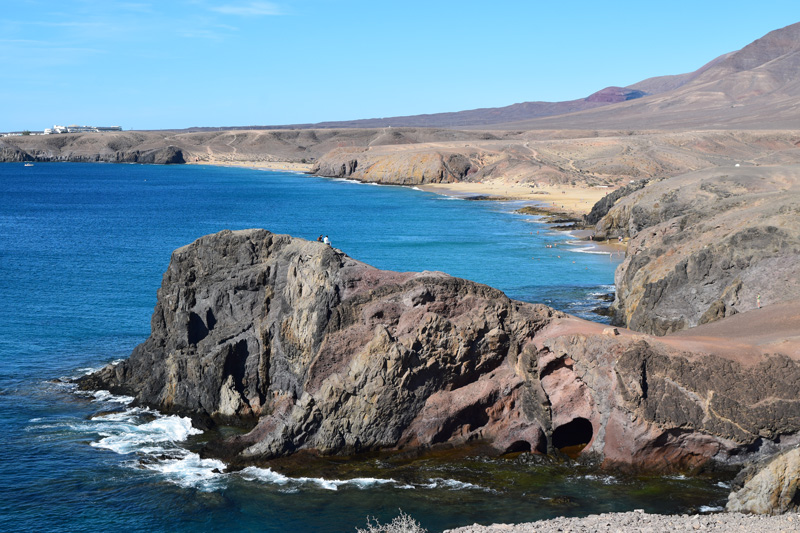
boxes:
[0,163,730,532]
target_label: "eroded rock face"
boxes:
[727,447,800,514]
[311,147,473,184]
[596,165,800,335]
[79,230,800,470]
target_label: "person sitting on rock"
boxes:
[323,235,330,245]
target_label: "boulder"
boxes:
[727,447,800,514]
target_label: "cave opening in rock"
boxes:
[504,440,532,454]
[552,417,593,455]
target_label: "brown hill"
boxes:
[498,22,800,130]
[250,22,798,132]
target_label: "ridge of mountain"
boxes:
[493,22,800,130]
[199,22,798,132]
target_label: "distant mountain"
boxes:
[495,22,800,130]
[248,22,798,131]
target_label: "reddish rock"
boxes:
[79,229,800,472]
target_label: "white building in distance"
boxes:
[44,125,122,134]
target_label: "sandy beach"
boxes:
[187,159,315,173]
[418,180,616,218]
[189,159,614,218]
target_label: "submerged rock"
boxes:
[79,229,800,471]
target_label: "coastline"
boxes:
[186,159,315,173]
[191,159,628,257]
[188,158,615,219]
[445,510,800,533]
[417,180,628,256]
[417,180,616,218]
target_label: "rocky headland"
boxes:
[5,129,800,192]
[78,230,800,488]
[591,164,800,335]
[48,20,800,520]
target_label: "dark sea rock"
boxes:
[78,229,800,472]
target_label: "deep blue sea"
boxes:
[0,163,730,532]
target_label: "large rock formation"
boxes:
[311,147,473,184]
[79,229,800,472]
[595,165,800,335]
[727,446,800,514]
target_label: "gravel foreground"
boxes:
[443,511,800,532]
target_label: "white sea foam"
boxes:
[72,384,227,490]
[579,474,619,485]
[569,245,612,255]
[331,177,363,185]
[436,196,465,201]
[239,466,399,491]
[143,451,227,491]
[699,505,724,513]
[715,481,732,489]
[90,390,135,404]
[419,478,487,491]
[90,409,202,454]
[76,359,125,377]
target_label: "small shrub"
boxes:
[356,510,427,533]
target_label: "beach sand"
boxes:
[187,159,314,173]
[418,180,616,217]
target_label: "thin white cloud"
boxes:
[210,1,281,16]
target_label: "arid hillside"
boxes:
[494,22,800,130]
[231,22,800,132]
[6,129,800,190]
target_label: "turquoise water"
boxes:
[0,163,728,532]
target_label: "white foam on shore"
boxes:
[91,411,202,454]
[419,477,492,492]
[90,390,135,404]
[579,474,619,485]
[239,466,399,492]
[143,451,227,491]
[699,505,724,513]
[68,387,223,490]
[568,245,612,255]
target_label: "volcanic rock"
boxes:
[595,165,800,335]
[727,446,800,514]
[79,229,800,471]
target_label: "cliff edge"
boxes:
[595,165,800,335]
[79,229,800,474]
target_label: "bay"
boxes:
[0,162,727,533]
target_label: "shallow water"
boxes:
[0,163,729,532]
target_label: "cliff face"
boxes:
[0,133,185,164]
[311,147,473,184]
[595,165,800,335]
[79,229,800,471]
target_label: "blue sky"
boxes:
[2,1,798,131]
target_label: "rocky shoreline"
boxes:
[56,131,800,521]
[77,227,800,517]
[445,510,800,533]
